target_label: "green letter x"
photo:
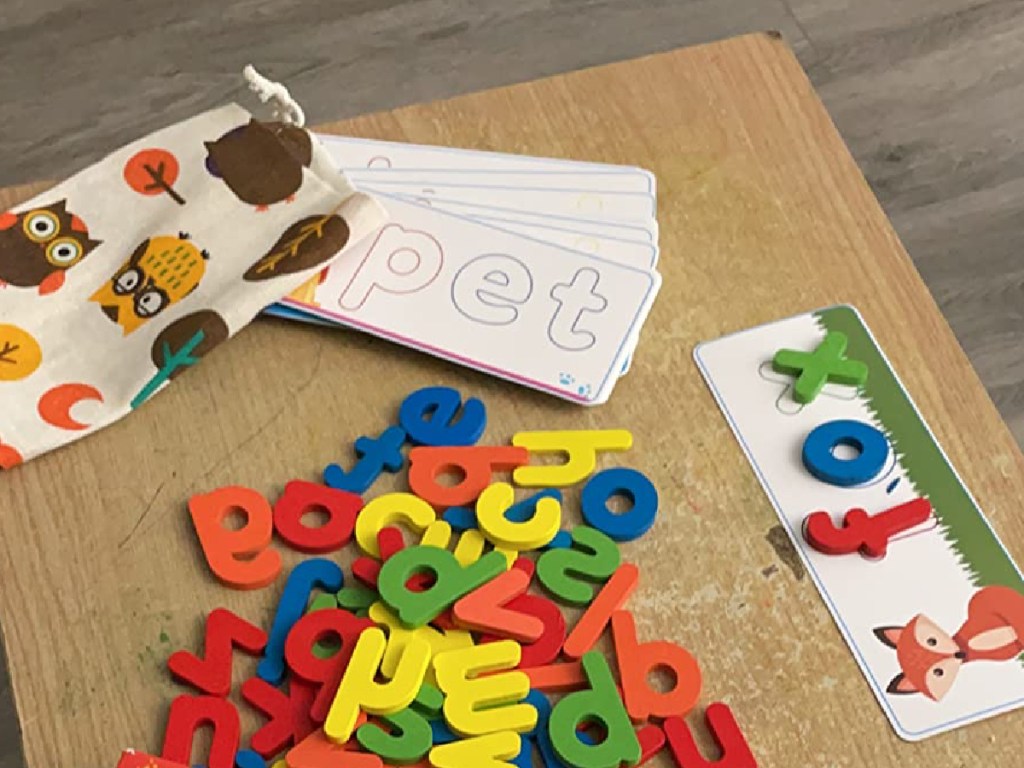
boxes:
[772,331,867,404]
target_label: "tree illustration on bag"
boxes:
[124,149,186,205]
[0,324,42,381]
[131,310,229,410]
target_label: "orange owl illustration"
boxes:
[204,119,312,210]
[0,200,102,294]
[90,233,209,335]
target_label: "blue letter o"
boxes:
[580,467,658,541]
[802,419,889,487]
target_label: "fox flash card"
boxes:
[695,305,1024,741]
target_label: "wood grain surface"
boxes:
[2,33,1023,767]
[801,0,1024,445]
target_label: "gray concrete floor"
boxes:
[2,0,1023,764]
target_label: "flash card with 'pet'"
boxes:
[282,194,659,403]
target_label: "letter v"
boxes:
[453,567,544,642]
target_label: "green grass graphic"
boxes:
[815,305,1023,591]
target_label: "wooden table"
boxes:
[3,32,1023,768]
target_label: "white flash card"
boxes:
[416,197,659,243]
[470,217,658,270]
[347,168,655,194]
[359,182,656,223]
[314,133,642,174]
[281,194,659,404]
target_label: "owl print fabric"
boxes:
[0,104,387,466]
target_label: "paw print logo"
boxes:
[759,361,859,415]
[557,372,593,399]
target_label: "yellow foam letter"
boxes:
[477,482,561,551]
[369,602,473,684]
[355,492,437,556]
[422,520,516,568]
[325,627,430,743]
[512,430,632,486]
[433,640,536,737]
[429,731,521,767]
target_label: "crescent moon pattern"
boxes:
[38,383,104,431]
[0,439,22,470]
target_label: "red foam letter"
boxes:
[161,695,240,768]
[664,703,757,768]
[284,607,374,723]
[273,480,362,553]
[804,497,931,558]
[241,676,318,757]
[167,608,267,697]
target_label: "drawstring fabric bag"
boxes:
[0,69,387,467]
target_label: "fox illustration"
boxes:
[874,585,1024,701]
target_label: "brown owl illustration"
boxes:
[204,119,312,211]
[0,200,102,294]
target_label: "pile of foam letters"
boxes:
[119,387,757,768]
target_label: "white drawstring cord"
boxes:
[243,65,307,128]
